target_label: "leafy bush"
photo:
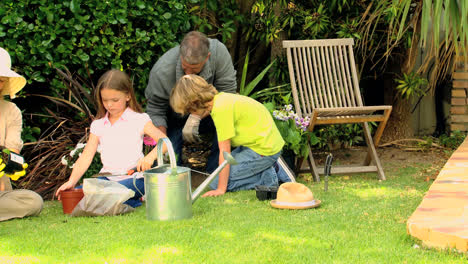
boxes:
[21,125,41,143]
[0,0,194,104]
[315,124,368,150]
[2,0,241,198]
[438,131,467,149]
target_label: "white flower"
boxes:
[76,143,86,149]
[70,143,86,157]
[61,156,68,166]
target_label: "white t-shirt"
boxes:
[90,108,150,180]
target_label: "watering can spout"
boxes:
[191,151,237,203]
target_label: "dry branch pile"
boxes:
[18,120,90,200]
[16,68,95,200]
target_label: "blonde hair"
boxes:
[170,74,217,115]
[94,69,142,119]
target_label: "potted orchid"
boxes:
[267,104,319,161]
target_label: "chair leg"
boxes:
[307,147,320,182]
[362,123,386,180]
[364,110,390,165]
[363,122,385,165]
[296,157,304,175]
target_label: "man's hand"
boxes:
[182,114,202,143]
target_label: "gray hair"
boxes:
[180,31,210,65]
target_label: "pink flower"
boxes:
[143,136,157,146]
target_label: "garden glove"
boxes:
[182,114,202,143]
[0,158,5,178]
[5,163,28,181]
[0,150,28,181]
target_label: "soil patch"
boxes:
[314,146,448,167]
[183,142,451,188]
[181,143,212,189]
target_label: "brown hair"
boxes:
[170,74,217,116]
[94,69,142,119]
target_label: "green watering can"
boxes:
[134,137,237,221]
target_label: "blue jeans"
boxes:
[77,177,145,208]
[209,146,281,192]
[113,177,145,208]
[167,109,219,173]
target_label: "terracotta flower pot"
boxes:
[60,189,84,214]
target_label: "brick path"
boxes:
[407,137,468,252]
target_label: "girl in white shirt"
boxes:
[55,69,167,207]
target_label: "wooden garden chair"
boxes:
[282,38,392,181]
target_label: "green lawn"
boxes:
[1,162,466,263]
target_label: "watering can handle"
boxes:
[133,174,145,197]
[132,137,177,197]
[156,137,177,170]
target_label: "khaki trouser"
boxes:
[0,176,43,221]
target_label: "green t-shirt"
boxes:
[211,93,284,156]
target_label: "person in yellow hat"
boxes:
[0,47,43,221]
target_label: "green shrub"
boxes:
[1,0,197,107]
[438,131,467,149]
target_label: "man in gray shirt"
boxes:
[145,31,237,173]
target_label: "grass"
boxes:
[1,161,467,263]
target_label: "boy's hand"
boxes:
[182,114,201,143]
[202,189,226,197]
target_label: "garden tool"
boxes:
[324,153,333,192]
[0,148,28,180]
[134,137,237,221]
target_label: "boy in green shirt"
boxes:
[170,75,289,197]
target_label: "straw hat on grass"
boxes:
[270,182,321,209]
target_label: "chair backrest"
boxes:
[283,38,364,117]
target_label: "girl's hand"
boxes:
[202,189,226,197]
[137,155,155,172]
[55,181,76,200]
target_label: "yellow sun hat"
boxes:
[0,47,26,99]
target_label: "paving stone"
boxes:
[407,137,468,252]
